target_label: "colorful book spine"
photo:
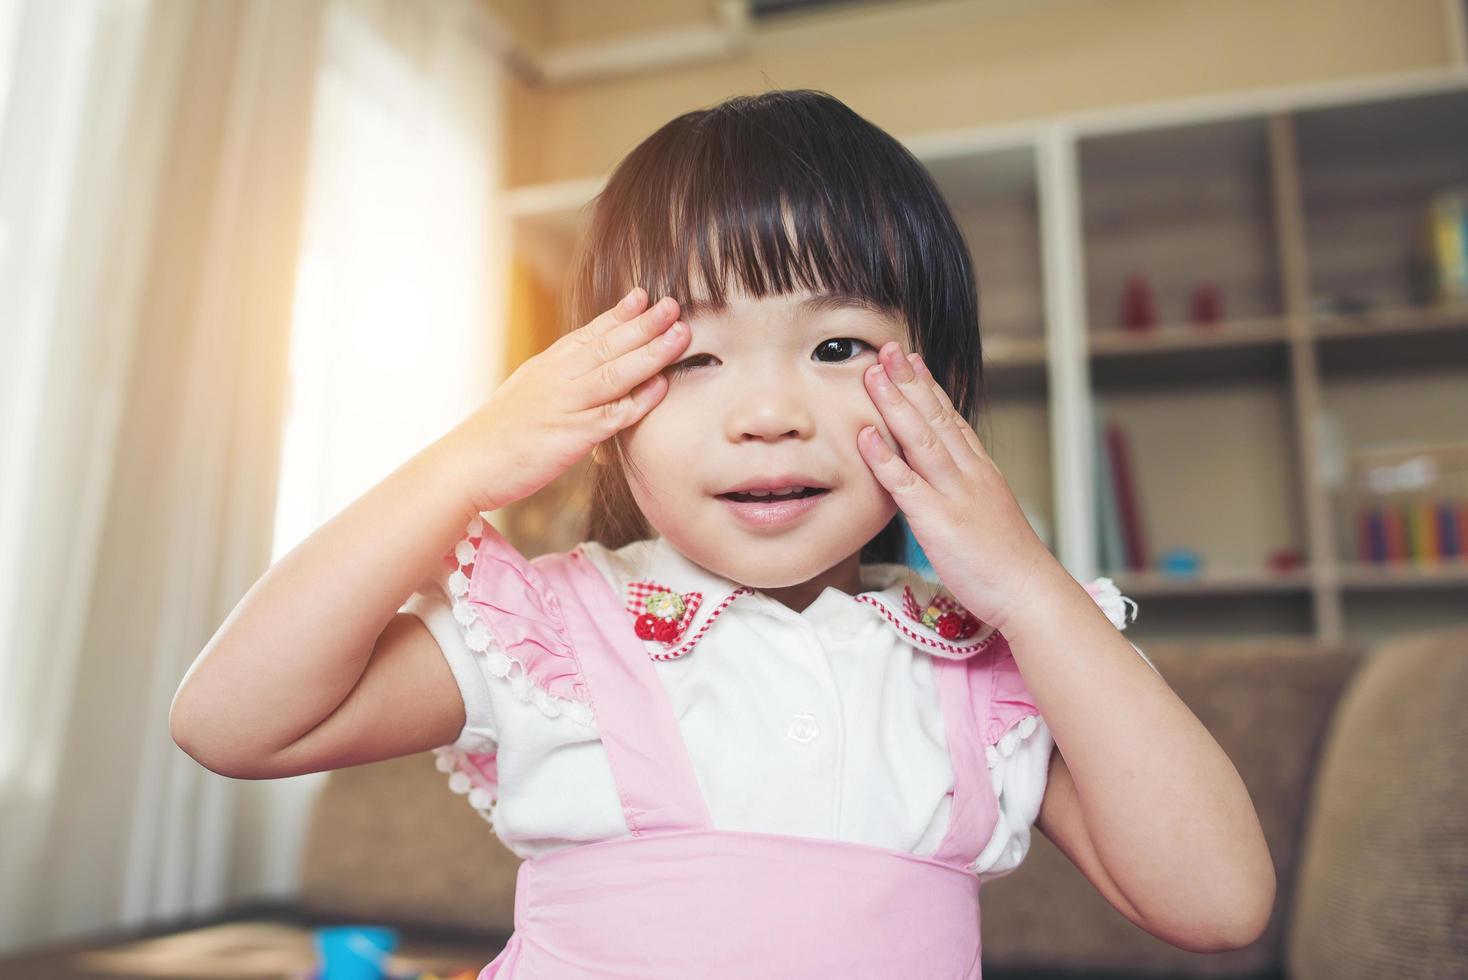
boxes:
[1438,500,1460,559]
[1382,503,1408,563]
[1357,498,1468,564]
[1409,497,1439,562]
[1359,507,1384,563]
[1430,188,1468,303]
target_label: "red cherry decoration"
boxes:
[634,614,658,640]
[652,618,679,642]
[957,613,980,639]
[936,611,962,639]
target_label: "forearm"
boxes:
[994,561,1276,946]
[169,431,490,767]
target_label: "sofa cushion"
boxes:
[298,752,520,936]
[1287,624,1468,980]
[981,637,1362,978]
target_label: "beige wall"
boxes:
[483,0,1461,187]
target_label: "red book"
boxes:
[1106,422,1148,570]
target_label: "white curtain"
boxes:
[0,0,508,954]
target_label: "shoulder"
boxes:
[432,516,595,723]
[572,536,658,597]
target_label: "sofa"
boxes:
[3,625,1465,979]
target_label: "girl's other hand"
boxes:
[858,344,1059,633]
[447,287,689,513]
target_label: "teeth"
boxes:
[747,486,804,498]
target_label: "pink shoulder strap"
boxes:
[533,545,714,835]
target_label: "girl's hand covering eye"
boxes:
[448,286,690,512]
[858,343,1056,635]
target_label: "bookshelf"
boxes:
[502,74,1468,647]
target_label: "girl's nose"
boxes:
[724,382,815,442]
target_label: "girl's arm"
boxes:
[1009,561,1277,953]
[853,345,1274,952]
[168,436,494,777]
[170,287,691,778]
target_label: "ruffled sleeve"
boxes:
[399,514,596,823]
[970,575,1151,878]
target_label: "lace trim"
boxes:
[1084,576,1139,631]
[969,713,1050,877]
[446,515,596,729]
[983,711,1040,770]
[433,740,499,823]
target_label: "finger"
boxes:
[882,347,976,468]
[561,294,681,386]
[576,314,690,410]
[583,287,647,337]
[908,352,989,460]
[594,370,670,434]
[864,352,964,493]
[857,424,933,508]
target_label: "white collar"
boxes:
[575,534,1002,662]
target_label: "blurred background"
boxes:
[2,1,1466,977]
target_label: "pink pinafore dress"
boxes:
[457,524,1021,979]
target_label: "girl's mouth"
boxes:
[716,488,830,528]
[719,487,826,503]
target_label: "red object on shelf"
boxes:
[1119,272,1158,331]
[1105,422,1148,570]
[1267,547,1305,572]
[1189,283,1224,326]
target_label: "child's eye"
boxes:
[813,338,876,363]
[665,353,716,376]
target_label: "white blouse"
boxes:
[402,526,1152,881]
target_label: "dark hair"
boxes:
[567,89,986,562]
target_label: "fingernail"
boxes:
[869,364,890,387]
[658,296,675,314]
[621,287,641,310]
[660,321,685,345]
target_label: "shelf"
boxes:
[1088,316,1291,388]
[1101,567,1315,598]
[1090,316,1291,355]
[1338,559,1468,590]
[1312,304,1468,375]
[1313,303,1468,339]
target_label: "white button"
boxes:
[786,713,821,744]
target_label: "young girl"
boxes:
[171,89,1274,978]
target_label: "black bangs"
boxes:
[567,89,985,420]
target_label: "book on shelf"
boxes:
[1347,439,1468,565]
[1428,187,1468,304]
[1093,399,1146,572]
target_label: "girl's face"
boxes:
[614,285,910,595]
